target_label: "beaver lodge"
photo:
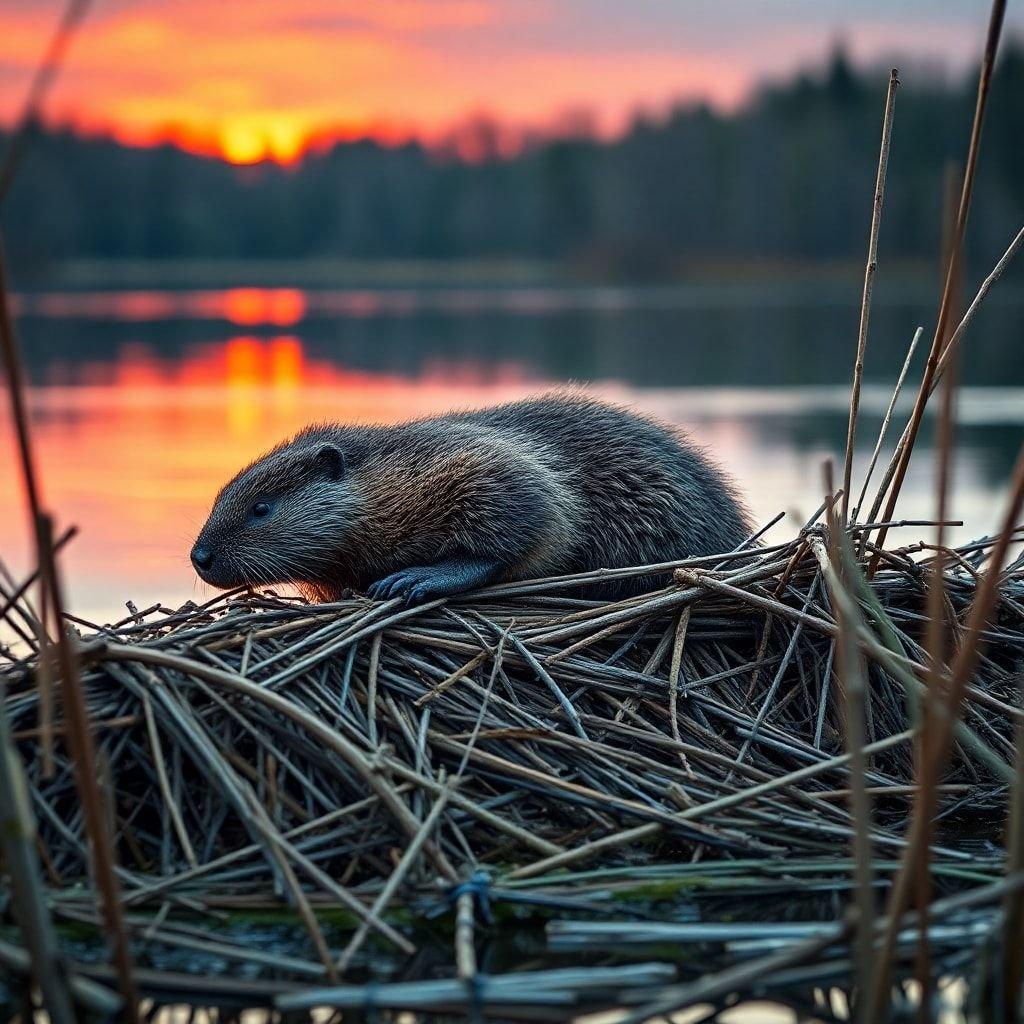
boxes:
[3,511,1024,1019]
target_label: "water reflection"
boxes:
[13,282,1024,391]
[16,288,308,325]
[2,284,1022,626]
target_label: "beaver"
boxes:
[190,390,751,603]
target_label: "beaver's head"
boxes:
[191,432,357,599]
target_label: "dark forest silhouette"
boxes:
[4,46,1024,278]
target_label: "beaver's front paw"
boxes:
[367,566,441,605]
[367,556,501,606]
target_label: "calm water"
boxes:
[2,276,1022,626]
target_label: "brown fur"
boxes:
[191,391,751,602]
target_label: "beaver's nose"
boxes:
[191,545,214,572]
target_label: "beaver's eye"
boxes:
[252,501,271,519]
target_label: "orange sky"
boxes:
[0,0,1018,164]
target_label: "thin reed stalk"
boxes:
[865,438,1024,1020]
[916,317,960,1021]
[842,68,899,525]
[867,0,1007,573]
[852,328,921,536]
[823,466,875,1023]
[2,241,139,1016]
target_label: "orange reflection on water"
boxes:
[222,289,306,326]
[225,336,263,433]
[15,288,308,326]
[223,336,307,431]
[269,336,303,388]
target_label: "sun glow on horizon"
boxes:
[99,117,381,166]
[220,123,272,165]
[218,118,309,165]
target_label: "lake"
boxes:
[2,271,1022,627]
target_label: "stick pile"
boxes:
[2,522,1022,1013]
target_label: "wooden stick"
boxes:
[842,68,899,524]
[851,328,921,529]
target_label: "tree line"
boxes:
[4,46,1023,278]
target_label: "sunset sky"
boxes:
[2,0,1023,164]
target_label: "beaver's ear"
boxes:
[312,444,345,481]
